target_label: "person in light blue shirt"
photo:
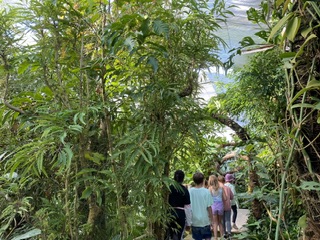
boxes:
[188,172,213,240]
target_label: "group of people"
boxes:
[166,170,238,240]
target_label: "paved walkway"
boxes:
[184,209,250,240]
[231,208,249,232]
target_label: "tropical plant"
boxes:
[0,0,231,239]
[266,1,320,239]
[212,0,320,239]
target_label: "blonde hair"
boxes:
[208,175,219,195]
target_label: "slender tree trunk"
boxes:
[248,162,262,219]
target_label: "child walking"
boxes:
[208,175,225,240]
[188,172,214,240]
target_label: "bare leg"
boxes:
[212,214,218,240]
[218,214,224,237]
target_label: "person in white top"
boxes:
[225,173,239,230]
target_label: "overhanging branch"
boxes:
[2,99,25,114]
[211,113,250,142]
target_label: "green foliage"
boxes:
[212,48,286,133]
[220,0,320,239]
[299,181,320,191]
[11,229,42,240]
[0,0,230,238]
[33,198,71,240]
[0,175,40,240]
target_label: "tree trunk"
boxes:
[248,167,262,219]
[213,114,263,219]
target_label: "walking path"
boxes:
[184,209,250,240]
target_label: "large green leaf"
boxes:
[299,181,320,191]
[297,214,307,229]
[73,112,86,125]
[81,186,93,199]
[295,33,317,58]
[147,56,158,73]
[276,0,285,8]
[285,16,301,42]
[124,36,135,51]
[306,79,320,89]
[290,79,320,104]
[63,144,73,169]
[11,229,41,240]
[282,0,291,15]
[268,12,294,41]
[152,19,169,38]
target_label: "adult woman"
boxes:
[225,173,238,230]
[218,175,234,239]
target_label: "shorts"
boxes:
[191,225,212,240]
[212,201,224,215]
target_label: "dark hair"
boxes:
[193,172,204,185]
[174,170,185,183]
